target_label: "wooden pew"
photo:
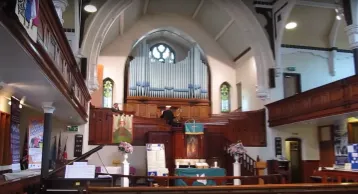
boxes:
[87,183,358,194]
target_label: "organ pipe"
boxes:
[128,42,209,99]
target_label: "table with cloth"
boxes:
[174,168,226,186]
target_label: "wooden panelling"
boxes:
[124,97,211,119]
[266,75,358,127]
[90,106,266,147]
[301,160,320,183]
[89,107,170,145]
[172,130,186,159]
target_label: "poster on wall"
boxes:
[28,118,44,169]
[333,125,348,165]
[10,97,21,171]
[112,114,133,143]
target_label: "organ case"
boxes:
[124,41,211,119]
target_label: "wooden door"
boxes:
[283,73,301,98]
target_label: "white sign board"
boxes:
[146,144,168,176]
[65,165,96,179]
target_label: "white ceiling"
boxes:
[100,0,250,60]
[0,24,86,125]
[95,0,349,61]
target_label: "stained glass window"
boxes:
[149,44,175,63]
[103,78,114,108]
[220,82,230,112]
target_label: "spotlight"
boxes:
[19,104,22,109]
[285,22,297,30]
[84,4,97,13]
[336,15,342,20]
[8,101,11,105]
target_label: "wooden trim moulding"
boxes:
[266,75,358,127]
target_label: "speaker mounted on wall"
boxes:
[269,68,276,88]
[80,57,88,80]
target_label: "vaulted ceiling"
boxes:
[283,3,349,49]
[97,0,250,61]
[77,0,350,61]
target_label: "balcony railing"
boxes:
[266,75,358,127]
[36,1,90,117]
[0,0,91,121]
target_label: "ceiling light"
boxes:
[84,4,97,13]
[335,8,339,13]
[336,14,342,20]
[8,101,11,105]
[285,22,297,30]
[19,104,22,109]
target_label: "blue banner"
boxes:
[185,123,204,135]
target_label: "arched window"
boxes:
[103,78,114,108]
[220,82,230,113]
[149,44,175,63]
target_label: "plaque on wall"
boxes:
[275,137,282,157]
[74,134,83,157]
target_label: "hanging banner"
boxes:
[28,118,44,169]
[112,114,133,143]
[333,125,348,165]
[10,97,21,171]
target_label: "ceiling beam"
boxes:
[192,0,204,19]
[120,13,125,35]
[143,0,149,15]
[296,0,341,9]
[215,19,234,41]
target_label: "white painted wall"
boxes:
[99,14,238,114]
[235,51,264,111]
[281,47,354,92]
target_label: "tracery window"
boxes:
[103,78,114,108]
[220,82,230,113]
[149,44,175,63]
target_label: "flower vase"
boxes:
[234,155,239,164]
[123,153,129,164]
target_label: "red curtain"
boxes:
[0,111,12,166]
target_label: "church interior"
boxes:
[2,0,358,193]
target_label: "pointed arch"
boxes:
[220,82,231,113]
[103,77,114,108]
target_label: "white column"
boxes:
[121,154,130,187]
[233,161,241,185]
[52,0,69,25]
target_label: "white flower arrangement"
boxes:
[227,140,247,156]
[118,142,133,154]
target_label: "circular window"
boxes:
[149,44,175,63]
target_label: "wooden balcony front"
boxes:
[266,75,358,127]
[0,0,91,122]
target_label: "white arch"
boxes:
[132,27,207,60]
[81,0,134,92]
[81,0,275,99]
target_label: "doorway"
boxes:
[236,83,242,111]
[285,138,302,183]
[283,73,301,98]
